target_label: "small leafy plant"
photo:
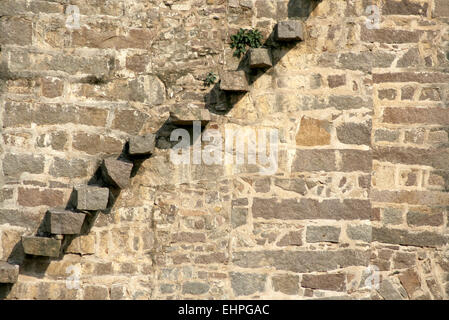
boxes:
[204,72,217,87]
[230,28,263,57]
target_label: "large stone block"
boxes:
[17,187,65,208]
[230,272,266,296]
[22,236,61,257]
[249,48,272,68]
[433,0,449,17]
[372,227,448,247]
[220,71,249,92]
[0,262,19,284]
[306,226,341,243]
[252,198,371,221]
[169,106,211,126]
[101,157,133,189]
[75,185,109,211]
[232,249,370,273]
[275,20,304,41]
[46,209,86,235]
[3,154,45,177]
[129,134,156,156]
[65,235,95,255]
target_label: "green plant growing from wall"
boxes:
[204,72,217,87]
[230,28,263,57]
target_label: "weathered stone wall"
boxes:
[1,0,449,299]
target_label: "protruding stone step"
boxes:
[101,157,133,189]
[249,48,272,69]
[45,209,86,235]
[220,71,249,92]
[75,185,109,211]
[0,261,19,284]
[22,236,61,258]
[275,20,304,42]
[129,134,156,156]
[170,105,211,126]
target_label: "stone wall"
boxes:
[1,0,449,299]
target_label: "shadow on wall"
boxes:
[205,0,322,115]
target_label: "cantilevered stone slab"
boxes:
[75,185,109,211]
[46,209,86,234]
[249,48,272,69]
[0,261,19,283]
[170,106,211,126]
[275,20,304,42]
[22,236,61,258]
[101,157,133,189]
[220,71,249,92]
[129,134,156,156]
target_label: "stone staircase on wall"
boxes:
[0,20,304,285]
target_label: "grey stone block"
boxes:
[75,186,109,211]
[101,157,133,189]
[249,48,272,68]
[220,71,249,92]
[0,261,19,283]
[170,105,211,126]
[47,209,86,234]
[129,134,156,156]
[275,20,304,42]
[22,236,61,257]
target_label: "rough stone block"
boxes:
[249,48,272,68]
[272,274,299,295]
[129,134,156,156]
[230,272,266,296]
[434,0,449,17]
[17,187,65,208]
[75,185,109,211]
[22,236,61,257]
[220,71,249,92]
[3,154,45,177]
[302,273,346,292]
[101,157,133,189]
[46,209,86,235]
[306,226,340,243]
[65,235,95,255]
[253,198,371,221]
[275,20,304,42]
[169,106,211,126]
[232,249,369,273]
[0,262,19,284]
[182,281,210,295]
